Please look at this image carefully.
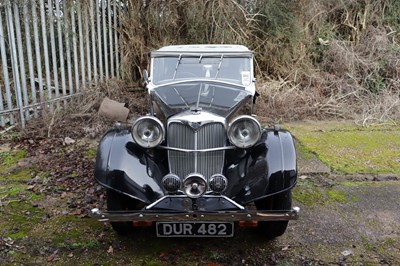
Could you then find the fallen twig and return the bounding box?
[0,124,17,135]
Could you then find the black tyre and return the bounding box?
[106,190,145,235]
[255,190,292,239]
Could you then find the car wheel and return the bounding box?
[106,190,144,235]
[255,190,292,239]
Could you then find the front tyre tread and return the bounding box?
[106,190,143,235]
[255,190,292,239]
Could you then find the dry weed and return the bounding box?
[115,0,400,123]
[355,89,400,126]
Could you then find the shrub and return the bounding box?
[119,0,400,122]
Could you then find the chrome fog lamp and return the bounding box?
[162,174,181,192]
[183,174,207,198]
[227,115,261,148]
[209,174,228,193]
[131,116,165,148]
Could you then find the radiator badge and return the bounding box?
[189,122,201,131]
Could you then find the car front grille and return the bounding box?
[168,122,225,179]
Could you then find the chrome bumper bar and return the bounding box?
[91,207,300,222]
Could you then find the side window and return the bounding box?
[218,58,251,83]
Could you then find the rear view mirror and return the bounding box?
[143,69,149,83]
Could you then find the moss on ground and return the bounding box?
[285,121,400,174]
[0,179,45,240]
[0,167,36,183]
[326,189,348,204]
[0,149,27,172]
[340,181,400,187]
[0,185,45,240]
[293,179,359,206]
[84,147,97,158]
[292,185,323,206]
[294,140,315,160]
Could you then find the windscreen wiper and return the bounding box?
[214,55,224,79]
[172,54,182,80]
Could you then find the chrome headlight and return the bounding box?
[209,174,228,193]
[162,174,181,192]
[131,116,165,148]
[227,115,261,148]
[183,174,207,198]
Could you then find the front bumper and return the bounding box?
[91,207,300,222]
[91,195,300,222]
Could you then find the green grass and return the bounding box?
[285,121,400,174]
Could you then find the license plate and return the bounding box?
[156,222,234,237]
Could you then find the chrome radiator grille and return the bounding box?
[168,122,225,179]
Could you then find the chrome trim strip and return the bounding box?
[159,145,236,153]
[144,195,245,210]
[167,111,227,127]
[216,195,245,210]
[194,130,198,172]
[145,195,169,210]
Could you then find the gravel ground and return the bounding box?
[0,117,399,265]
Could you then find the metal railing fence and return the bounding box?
[0,0,121,129]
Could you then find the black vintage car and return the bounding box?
[92,45,299,238]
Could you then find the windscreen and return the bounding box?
[152,55,252,86]
[152,81,252,117]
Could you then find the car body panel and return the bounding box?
[95,127,296,205]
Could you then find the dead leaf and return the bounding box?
[107,245,114,255]
[47,250,59,262]
[341,250,353,256]
[64,137,76,145]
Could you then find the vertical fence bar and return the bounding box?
[32,0,44,104]
[23,1,38,118]
[48,0,60,108]
[108,0,113,78]
[102,0,108,79]
[64,3,73,96]
[77,1,84,92]
[0,5,14,124]
[72,3,79,93]
[0,84,5,127]
[40,0,53,112]
[1,0,123,129]
[114,0,119,79]
[6,1,25,128]
[90,0,98,85]
[97,0,103,81]
[55,0,66,107]
[84,6,92,88]
[13,2,30,120]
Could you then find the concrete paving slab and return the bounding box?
[296,146,331,174]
